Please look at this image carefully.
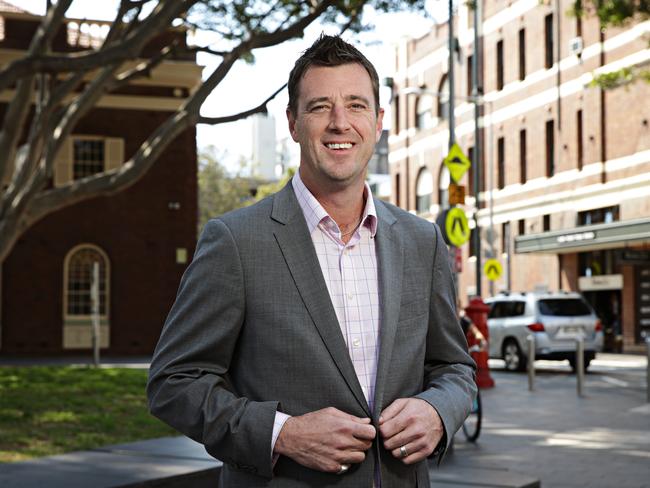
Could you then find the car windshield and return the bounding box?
[538,299,592,316]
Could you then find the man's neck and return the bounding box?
[298,170,366,227]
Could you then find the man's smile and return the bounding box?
[324,142,355,150]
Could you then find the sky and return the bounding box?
[13,0,447,173]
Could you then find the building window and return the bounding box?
[467,54,474,98]
[416,167,433,214]
[518,29,526,80]
[469,228,477,258]
[578,250,618,277]
[393,93,400,134]
[545,14,554,69]
[395,172,401,208]
[63,244,111,349]
[519,129,527,184]
[546,119,555,177]
[73,139,105,179]
[438,165,450,207]
[416,93,435,130]
[518,219,525,236]
[543,214,551,231]
[467,146,475,196]
[65,246,108,316]
[578,206,619,226]
[437,74,450,121]
[577,109,584,170]
[54,136,124,187]
[502,222,510,254]
[497,137,505,189]
[496,40,504,90]
[576,3,583,37]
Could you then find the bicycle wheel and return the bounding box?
[462,390,482,442]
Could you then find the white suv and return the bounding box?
[485,292,604,372]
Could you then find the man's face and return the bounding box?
[287,63,384,192]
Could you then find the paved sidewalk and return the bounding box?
[450,354,650,488]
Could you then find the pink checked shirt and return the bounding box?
[272,171,381,451]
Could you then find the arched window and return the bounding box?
[63,244,110,349]
[416,94,434,130]
[438,165,451,208]
[416,167,433,214]
[437,74,450,121]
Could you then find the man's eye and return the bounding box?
[310,105,329,112]
[350,103,367,111]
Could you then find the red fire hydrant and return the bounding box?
[465,297,495,389]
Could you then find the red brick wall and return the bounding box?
[1,107,197,355]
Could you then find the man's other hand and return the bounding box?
[378,398,443,464]
[274,407,376,473]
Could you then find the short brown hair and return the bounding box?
[287,34,380,116]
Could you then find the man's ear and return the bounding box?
[375,108,385,140]
[287,108,299,142]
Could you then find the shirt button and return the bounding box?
[352,338,361,347]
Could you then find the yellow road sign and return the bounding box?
[484,259,502,281]
[443,143,471,183]
[445,207,470,247]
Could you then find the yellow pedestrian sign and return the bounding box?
[484,259,502,281]
[445,207,470,247]
[443,143,471,183]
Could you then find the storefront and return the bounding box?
[514,218,650,352]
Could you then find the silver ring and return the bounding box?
[337,463,350,475]
[399,445,408,458]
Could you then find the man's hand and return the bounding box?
[274,407,376,473]
[378,398,444,464]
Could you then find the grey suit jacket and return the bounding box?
[147,182,476,487]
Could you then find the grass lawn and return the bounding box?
[0,366,178,463]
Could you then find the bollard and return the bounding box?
[576,335,585,397]
[646,337,650,403]
[527,335,535,391]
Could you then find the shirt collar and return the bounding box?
[292,171,378,238]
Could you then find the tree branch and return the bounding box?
[111,41,178,88]
[6,63,121,229]
[0,0,73,193]
[186,45,228,57]
[183,0,336,117]
[249,0,336,50]
[198,83,287,125]
[23,109,194,235]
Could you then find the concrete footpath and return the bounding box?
[0,353,647,487]
[458,354,650,488]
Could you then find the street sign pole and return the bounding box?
[448,0,458,297]
[472,0,483,297]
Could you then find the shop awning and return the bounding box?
[514,218,650,254]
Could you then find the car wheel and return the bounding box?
[503,339,526,372]
[569,355,592,372]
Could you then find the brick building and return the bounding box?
[0,4,202,355]
[389,0,650,351]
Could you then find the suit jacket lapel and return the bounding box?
[271,183,370,415]
[372,200,404,417]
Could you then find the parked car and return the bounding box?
[485,292,604,372]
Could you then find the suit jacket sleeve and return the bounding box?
[414,223,477,457]
[147,218,278,479]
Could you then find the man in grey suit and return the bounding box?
[147,35,476,487]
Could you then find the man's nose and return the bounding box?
[328,105,351,131]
